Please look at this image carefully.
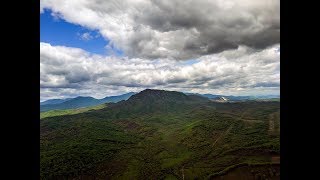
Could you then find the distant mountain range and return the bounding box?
[40,90,279,112]
[40,92,136,112]
[40,98,72,105]
[185,93,279,101]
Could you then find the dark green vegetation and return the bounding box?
[40,89,280,179]
[40,92,135,112]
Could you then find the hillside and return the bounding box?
[40,92,135,112]
[40,104,107,119]
[40,89,280,179]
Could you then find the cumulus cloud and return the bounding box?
[40,42,279,101]
[78,32,93,41]
[40,0,279,60]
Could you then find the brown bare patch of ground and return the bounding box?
[211,164,280,180]
[271,156,280,164]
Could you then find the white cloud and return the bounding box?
[40,42,279,101]
[40,0,279,60]
[78,32,93,41]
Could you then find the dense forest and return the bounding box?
[40,89,280,179]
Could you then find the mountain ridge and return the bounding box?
[41,90,279,112]
[40,92,135,112]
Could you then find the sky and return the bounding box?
[40,0,280,102]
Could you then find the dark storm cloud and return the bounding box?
[40,0,280,100]
[41,0,280,60]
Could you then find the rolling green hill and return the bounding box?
[40,89,280,179]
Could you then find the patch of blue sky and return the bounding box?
[40,9,124,56]
[181,59,200,66]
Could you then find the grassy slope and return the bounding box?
[40,100,280,179]
[40,104,107,119]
